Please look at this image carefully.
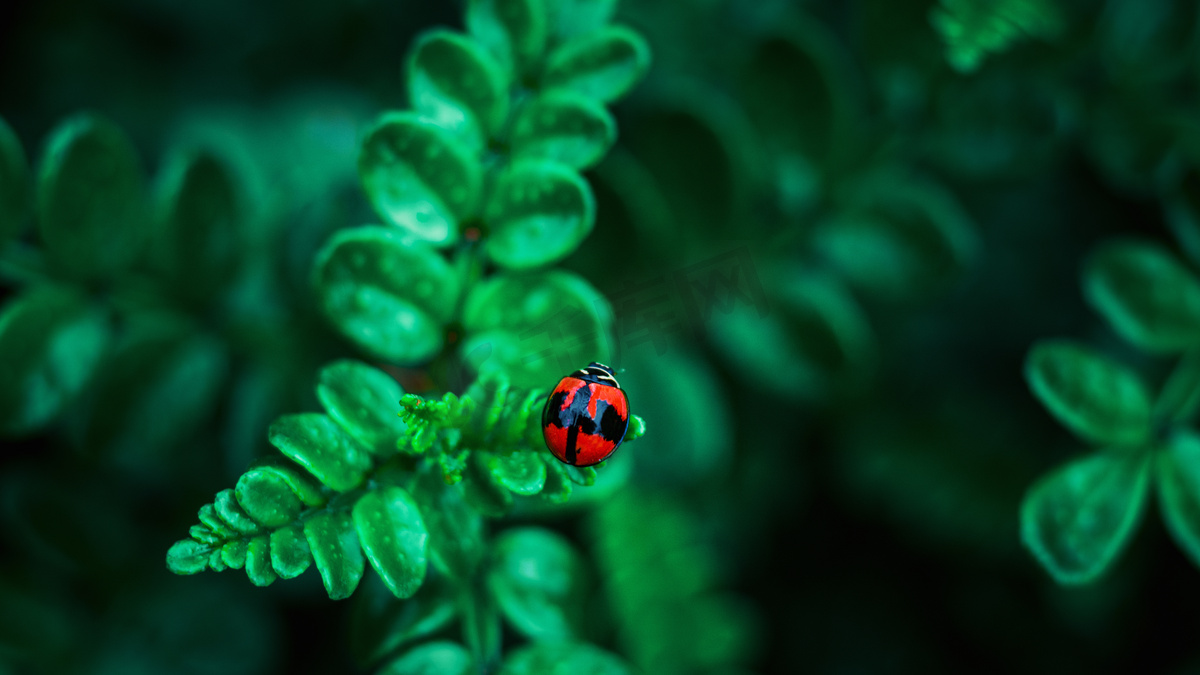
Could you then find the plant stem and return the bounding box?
[461,570,501,674]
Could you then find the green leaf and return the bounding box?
[222,540,249,569]
[511,92,616,169]
[190,524,220,546]
[617,345,727,483]
[411,466,485,579]
[313,226,460,364]
[1024,340,1153,446]
[269,522,312,579]
[215,489,260,535]
[166,539,211,575]
[460,270,612,390]
[1157,431,1200,569]
[381,641,474,675]
[483,160,595,270]
[540,457,573,503]
[82,318,227,469]
[814,175,979,299]
[565,464,597,486]
[354,487,429,599]
[466,0,548,77]
[545,0,616,39]
[542,27,651,104]
[36,113,147,279]
[739,26,851,174]
[1020,451,1151,584]
[486,451,547,495]
[317,360,408,455]
[487,527,584,640]
[351,574,458,667]
[408,30,509,146]
[304,509,366,600]
[707,269,874,402]
[358,112,482,245]
[463,451,516,517]
[246,534,277,586]
[199,504,236,540]
[499,641,632,675]
[153,150,241,304]
[1083,239,1200,352]
[0,116,30,245]
[931,0,1063,73]
[0,284,109,435]
[235,467,308,528]
[268,413,372,492]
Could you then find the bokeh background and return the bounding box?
[4,0,1200,673]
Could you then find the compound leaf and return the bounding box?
[317,360,408,455]
[359,112,482,245]
[484,160,595,270]
[268,413,373,492]
[487,527,585,640]
[1020,451,1151,584]
[1083,239,1200,353]
[511,92,616,170]
[1024,339,1152,446]
[0,284,108,435]
[408,30,509,146]
[36,113,147,280]
[313,226,460,364]
[354,487,429,599]
[542,27,650,104]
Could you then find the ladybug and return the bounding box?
[542,362,630,467]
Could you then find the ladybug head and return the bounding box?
[573,362,621,388]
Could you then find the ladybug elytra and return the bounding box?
[542,362,630,467]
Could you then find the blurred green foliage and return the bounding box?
[6,0,1200,672]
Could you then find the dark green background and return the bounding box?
[4,0,1200,673]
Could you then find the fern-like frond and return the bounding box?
[167,361,646,598]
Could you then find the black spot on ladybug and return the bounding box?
[544,389,569,428]
[598,403,626,442]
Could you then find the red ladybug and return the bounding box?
[542,362,630,467]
